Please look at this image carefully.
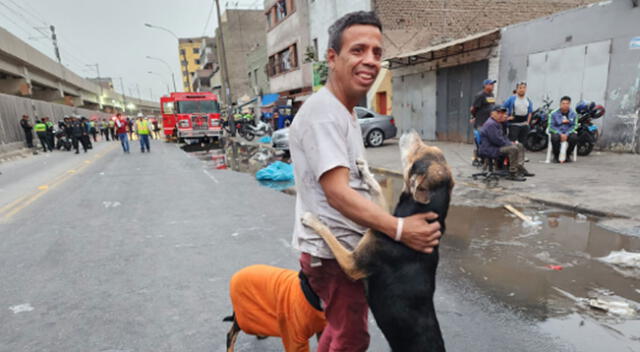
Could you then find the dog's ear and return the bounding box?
[399,130,422,169]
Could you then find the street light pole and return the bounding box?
[119,77,128,113]
[148,71,171,95]
[145,55,178,92]
[86,63,103,109]
[144,23,191,92]
[214,0,235,136]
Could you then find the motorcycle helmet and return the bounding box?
[592,104,605,119]
[576,101,592,114]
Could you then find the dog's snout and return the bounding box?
[411,160,428,174]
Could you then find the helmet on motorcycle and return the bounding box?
[592,105,605,119]
[576,101,591,114]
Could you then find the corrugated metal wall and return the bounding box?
[0,93,112,147]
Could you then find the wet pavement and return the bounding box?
[198,137,640,351]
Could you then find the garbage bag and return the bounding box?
[259,136,272,144]
[256,161,294,181]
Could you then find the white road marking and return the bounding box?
[9,303,34,314]
[102,201,121,208]
[203,169,219,184]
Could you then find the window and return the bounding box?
[180,49,186,55]
[195,59,200,65]
[266,0,295,29]
[176,100,220,114]
[276,0,287,21]
[181,60,188,66]
[193,47,199,54]
[162,102,175,114]
[267,44,298,77]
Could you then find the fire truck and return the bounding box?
[160,92,223,144]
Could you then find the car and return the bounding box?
[355,106,397,147]
[272,107,397,151]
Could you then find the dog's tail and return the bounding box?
[222,312,235,322]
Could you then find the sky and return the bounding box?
[0,0,263,102]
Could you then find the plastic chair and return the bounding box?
[545,127,577,163]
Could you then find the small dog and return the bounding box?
[302,131,454,352]
[224,264,326,352]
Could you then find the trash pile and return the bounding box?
[256,161,294,182]
[598,250,640,278]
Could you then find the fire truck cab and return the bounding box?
[160,92,222,144]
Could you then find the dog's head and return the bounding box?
[399,131,454,214]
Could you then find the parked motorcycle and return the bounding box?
[524,98,553,152]
[575,101,605,156]
[241,119,272,142]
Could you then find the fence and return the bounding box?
[0,93,113,152]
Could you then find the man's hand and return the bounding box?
[560,134,568,142]
[469,118,476,125]
[508,115,515,121]
[401,212,442,253]
[562,119,569,124]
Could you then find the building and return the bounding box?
[246,43,270,99]
[383,0,603,142]
[215,9,265,107]
[191,37,219,93]
[178,37,207,92]
[265,0,312,108]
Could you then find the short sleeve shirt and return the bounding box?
[472,90,496,128]
[289,87,370,259]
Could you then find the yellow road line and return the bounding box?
[0,144,117,222]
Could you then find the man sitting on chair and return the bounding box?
[549,96,578,163]
[479,106,534,181]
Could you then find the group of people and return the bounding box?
[19,113,159,155]
[471,79,580,181]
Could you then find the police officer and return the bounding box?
[19,115,34,148]
[34,119,51,152]
[43,117,56,151]
[70,116,89,154]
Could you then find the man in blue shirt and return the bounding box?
[479,106,534,181]
[548,96,578,163]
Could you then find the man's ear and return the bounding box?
[327,48,337,71]
[399,130,421,169]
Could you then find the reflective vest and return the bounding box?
[34,123,47,132]
[108,120,115,128]
[136,120,150,135]
[89,121,95,128]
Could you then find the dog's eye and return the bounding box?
[417,186,428,192]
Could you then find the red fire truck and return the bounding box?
[160,92,223,144]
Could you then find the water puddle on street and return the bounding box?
[193,139,640,349]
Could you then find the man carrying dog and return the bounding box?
[289,11,442,352]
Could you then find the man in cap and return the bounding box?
[470,79,497,129]
[19,114,34,148]
[479,105,534,181]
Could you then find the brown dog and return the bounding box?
[225,264,326,352]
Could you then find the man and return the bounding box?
[470,79,497,129]
[89,119,98,142]
[135,113,151,153]
[549,96,578,163]
[70,116,89,154]
[108,117,116,141]
[289,12,441,352]
[115,113,130,153]
[19,115,34,148]
[43,117,56,151]
[479,106,534,181]
[127,117,135,140]
[100,118,109,141]
[33,119,51,152]
[503,81,533,144]
[80,117,93,150]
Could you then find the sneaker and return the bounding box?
[552,158,560,164]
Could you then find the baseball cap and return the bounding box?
[493,105,507,112]
[483,79,497,86]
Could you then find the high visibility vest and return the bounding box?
[136,120,150,135]
[108,121,115,127]
[34,123,47,132]
[90,121,95,128]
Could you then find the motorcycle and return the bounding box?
[575,101,605,156]
[241,119,272,142]
[55,129,72,151]
[525,98,553,152]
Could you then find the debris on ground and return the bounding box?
[256,161,294,181]
[504,204,534,225]
[546,265,564,271]
[597,250,640,278]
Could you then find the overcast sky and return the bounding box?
[0,0,263,102]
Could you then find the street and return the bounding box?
[1,140,638,352]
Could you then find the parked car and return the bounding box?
[272,107,397,151]
[355,106,397,147]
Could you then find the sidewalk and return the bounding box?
[367,138,640,236]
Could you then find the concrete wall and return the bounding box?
[217,9,266,104]
[308,0,371,60]
[0,92,113,153]
[498,1,640,152]
[246,43,270,96]
[266,0,312,94]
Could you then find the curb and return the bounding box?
[0,148,36,164]
[370,165,629,220]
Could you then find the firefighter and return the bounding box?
[135,113,151,153]
[34,119,51,152]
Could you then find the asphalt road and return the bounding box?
[0,140,633,351]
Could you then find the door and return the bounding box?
[376,91,387,115]
[436,60,488,142]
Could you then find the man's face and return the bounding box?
[484,83,494,93]
[327,24,382,97]
[560,99,571,112]
[494,110,507,122]
[516,84,526,96]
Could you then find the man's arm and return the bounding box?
[319,167,441,253]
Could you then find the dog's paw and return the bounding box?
[301,212,321,228]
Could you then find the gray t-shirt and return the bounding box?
[289,87,370,259]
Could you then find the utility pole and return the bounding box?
[214,0,235,136]
[119,77,128,113]
[86,63,103,109]
[49,25,62,64]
